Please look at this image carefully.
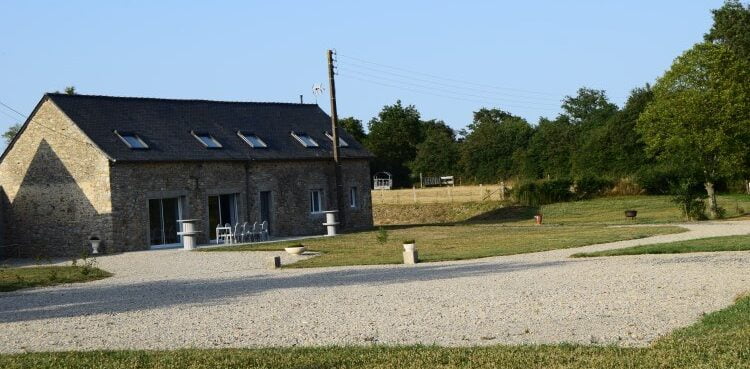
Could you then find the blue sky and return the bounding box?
[0,1,723,150]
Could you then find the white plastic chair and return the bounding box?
[260,221,269,241]
[239,222,248,242]
[249,222,259,242]
[231,223,240,244]
[217,223,229,244]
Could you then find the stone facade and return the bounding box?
[109,159,372,251]
[0,100,114,257]
[0,100,373,256]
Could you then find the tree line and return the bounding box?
[343,1,750,218]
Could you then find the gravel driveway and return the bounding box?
[1,221,749,353]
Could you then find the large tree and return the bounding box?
[409,120,459,177]
[461,108,533,183]
[366,101,424,187]
[338,117,367,144]
[637,42,750,217]
[573,85,653,178]
[705,0,750,59]
[560,87,618,127]
[523,116,575,179]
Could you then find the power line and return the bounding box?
[0,98,99,149]
[338,67,561,108]
[0,100,27,118]
[340,58,565,103]
[338,73,559,112]
[338,53,566,98]
[338,53,628,101]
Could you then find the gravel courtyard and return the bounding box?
[1,221,749,353]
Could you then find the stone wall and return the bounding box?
[0,98,373,256]
[0,99,114,257]
[109,161,248,251]
[110,158,373,250]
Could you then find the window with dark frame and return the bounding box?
[310,189,323,213]
[192,132,223,148]
[325,131,349,147]
[237,131,268,148]
[114,131,149,149]
[292,132,319,148]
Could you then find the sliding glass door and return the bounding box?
[208,194,238,239]
[149,197,182,246]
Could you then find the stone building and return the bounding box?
[0,93,373,256]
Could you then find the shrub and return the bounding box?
[670,180,707,220]
[636,167,682,195]
[575,176,615,199]
[610,177,642,196]
[376,227,389,244]
[513,179,572,206]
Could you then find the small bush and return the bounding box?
[514,179,572,206]
[610,177,642,196]
[636,167,682,195]
[670,180,707,220]
[575,176,614,199]
[376,227,389,244]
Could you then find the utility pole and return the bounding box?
[328,49,345,227]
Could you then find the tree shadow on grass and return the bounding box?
[0,259,573,323]
[374,206,541,230]
[462,205,539,224]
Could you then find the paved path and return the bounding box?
[1,221,749,353]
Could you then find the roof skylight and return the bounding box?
[191,132,223,148]
[237,131,268,148]
[291,132,319,148]
[325,131,349,147]
[114,130,149,149]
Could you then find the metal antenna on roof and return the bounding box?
[312,83,325,104]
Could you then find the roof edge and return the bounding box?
[45,92,320,107]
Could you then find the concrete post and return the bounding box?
[176,219,201,250]
[403,250,418,265]
[322,210,339,236]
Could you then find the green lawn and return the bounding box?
[0,265,111,292]
[203,224,684,268]
[572,234,750,258]
[2,293,749,368]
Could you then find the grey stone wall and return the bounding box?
[109,161,248,251]
[0,99,114,257]
[110,158,373,250]
[0,98,373,256]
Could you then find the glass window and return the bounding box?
[349,187,358,208]
[238,132,268,148]
[310,189,323,213]
[115,131,148,149]
[292,132,319,148]
[193,132,222,148]
[325,131,349,147]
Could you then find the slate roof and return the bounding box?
[45,93,372,162]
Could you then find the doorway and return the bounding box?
[149,197,182,246]
[260,191,271,235]
[209,194,238,239]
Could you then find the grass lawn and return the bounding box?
[203,224,684,268]
[0,266,111,292]
[572,234,750,258]
[2,293,748,368]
